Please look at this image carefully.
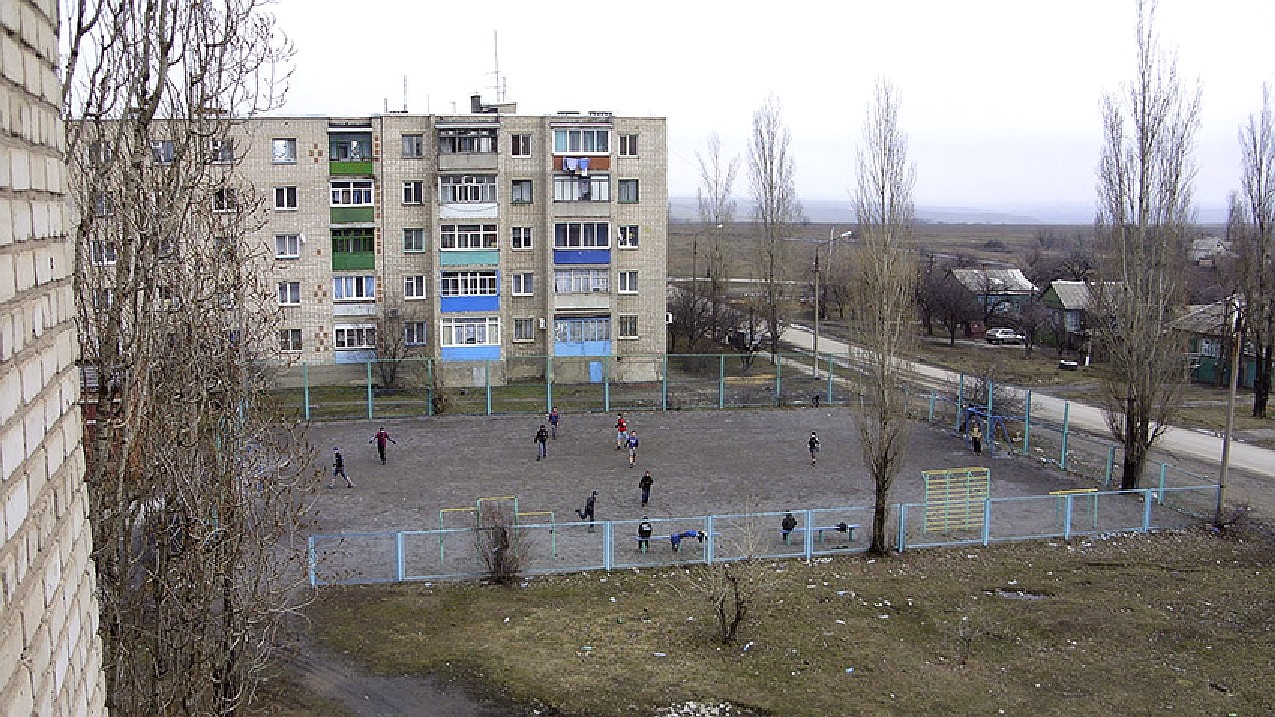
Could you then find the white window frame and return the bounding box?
[511,179,533,204]
[511,273,534,296]
[334,325,376,349]
[151,139,175,165]
[402,180,424,204]
[89,240,118,266]
[403,228,426,253]
[511,133,531,157]
[210,138,234,163]
[554,268,610,294]
[440,271,498,297]
[511,226,533,251]
[402,133,425,158]
[441,317,501,346]
[618,225,639,248]
[513,317,536,342]
[274,185,298,210]
[280,328,303,352]
[330,180,374,206]
[438,128,497,154]
[404,275,427,300]
[553,174,610,202]
[554,222,610,248]
[441,224,498,250]
[553,317,611,342]
[275,234,300,259]
[212,188,237,213]
[278,281,301,306]
[333,275,376,301]
[272,138,298,164]
[617,179,639,203]
[618,270,638,294]
[552,128,610,154]
[618,133,638,157]
[617,314,639,339]
[404,321,428,346]
[438,174,497,203]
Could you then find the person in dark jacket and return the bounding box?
[670,529,706,552]
[808,431,821,465]
[638,470,654,506]
[781,511,798,542]
[637,517,653,552]
[369,427,397,465]
[534,424,549,460]
[575,491,598,532]
[329,447,355,488]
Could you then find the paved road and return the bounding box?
[782,326,1274,511]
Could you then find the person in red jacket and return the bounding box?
[370,427,397,465]
[614,414,628,450]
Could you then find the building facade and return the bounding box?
[235,102,667,383]
[1,1,107,715]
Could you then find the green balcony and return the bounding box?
[330,206,374,224]
[330,160,374,176]
[332,251,374,271]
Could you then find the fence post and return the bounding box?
[1062,496,1073,541]
[545,355,553,414]
[718,354,726,409]
[705,515,715,564]
[1104,445,1116,488]
[982,500,992,546]
[774,354,783,406]
[303,362,311,421]
[803,509,815,561]
[986,378,994,419]
[826,356,834,406]
[1142,489,1154,532]
[928,393,935,423]
[661,354,668,411]
[307,535,317,587]
[1022,390,1031,456]
[1157,463,1167,505]
[604,359,611,412]
[395,532,404,582]
[896,504,907,553]
[426,358,435,417]
[954,374,964,431]
[603,521,613,572]
[484,359,492,415]
[1059,401,1070,470]
[366,360,374,420]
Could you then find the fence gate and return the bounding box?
[922,467,991,533]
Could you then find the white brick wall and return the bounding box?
[0,2,106,716]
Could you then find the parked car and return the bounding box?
[985,327,1026,345]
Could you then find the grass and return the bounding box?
[302,528,1273,717]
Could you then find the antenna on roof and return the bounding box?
[489,30,507,103]
[402,75,408,113]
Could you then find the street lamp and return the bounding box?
[812,229,852,379]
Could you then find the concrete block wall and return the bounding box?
[0,2,107,716]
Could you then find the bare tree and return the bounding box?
[1229,85,1275,418]
[1092,0,1198,490]
[850,80,919,556]
[920,259,980,345]
[696,135,740,344]
[747,94,803,359]
[64,3,309,715]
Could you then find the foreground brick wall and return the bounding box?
[0,1,107,716]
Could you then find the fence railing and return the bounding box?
[307,486,1216,586]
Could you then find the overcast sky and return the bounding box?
[271,0,1274,216]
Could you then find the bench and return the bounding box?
[635,531,716,553]
[783,523,860,545]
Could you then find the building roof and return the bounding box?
[950,268,1037,295]
[1188,237,1232,262]
[1173,302,1231,336]
[1043,280,1090,310]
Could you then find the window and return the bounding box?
[329,135,369,161]
[554,222,610,248]
[439,175,497,203]
[511,226,533,250]
[334,325,376,349]
[93,192,114,217]
[514,318,536,341]
[403,228,425,253]
[274,186,298,210]
[404,275,427,299]
[441,317,501,346]
[553,175,610,201]
[404,322,428,346]
[440,224,498,249]
[150,140,175,165]
[511,133,531,157]
[330,180,373,206]
[440,271,498,297]
[88,141,113,166]
[212,188,237,213]
[618,314,639,339]
[275,234,300,259]
[553,128,609,154]
[332,229,374,253]
[438,128,496,154]
[511,179,532,204]
[272,138,297,164]
[618,179,639,203]
[402,180,424,204]
[512,273,534,296]
[210,138,234,163]
[92,288,114,310]
[89,240,118,266]
[333,275,376,301]
[554,268,609,294]
[618,225,639,248]
[278,281,301,306]
[280,328,303,352]
[402,133,425,158]
[618,134,638,157]
[618,271,638,294]
[554,317,610,342]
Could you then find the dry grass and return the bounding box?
[305,529,1273,717]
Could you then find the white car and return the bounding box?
[985,327,1026,345]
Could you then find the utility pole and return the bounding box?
[1216,297,1242,525]
[813,246,821,378]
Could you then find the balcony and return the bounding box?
[439,153,498,171]
[554,292,611,311]
[332,251,374,271]
[330,206,374,224]
[330,160,374,176]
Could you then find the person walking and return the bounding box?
[626,430,640,466]
[329,447,355,488]
[781,511,798,543]
[808,431,821,465]
[969,421,983,455]
[614,414,628,450]
[534,424,549,460]
[637,516,653,552]
[575,491,598,532]
[547,407,560,439]
[369,427,396,465]
[638,470,654,506]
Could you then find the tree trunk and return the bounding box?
[1253,343,1272,418]
[869,484,890,556]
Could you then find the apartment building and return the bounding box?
[236,99,667,383]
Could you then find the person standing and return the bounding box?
[638,470,654,506]
[614,413,628,450]
[575,490,598,532]
[626,430,640,466]
[637,516,653,552]
[329,447,355,488]
[369,427,396,465]
[547,407,560,439]
[808,431,821,465]
[534,424,549,461]
[969,421,983,455]
[781,511,798,543]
